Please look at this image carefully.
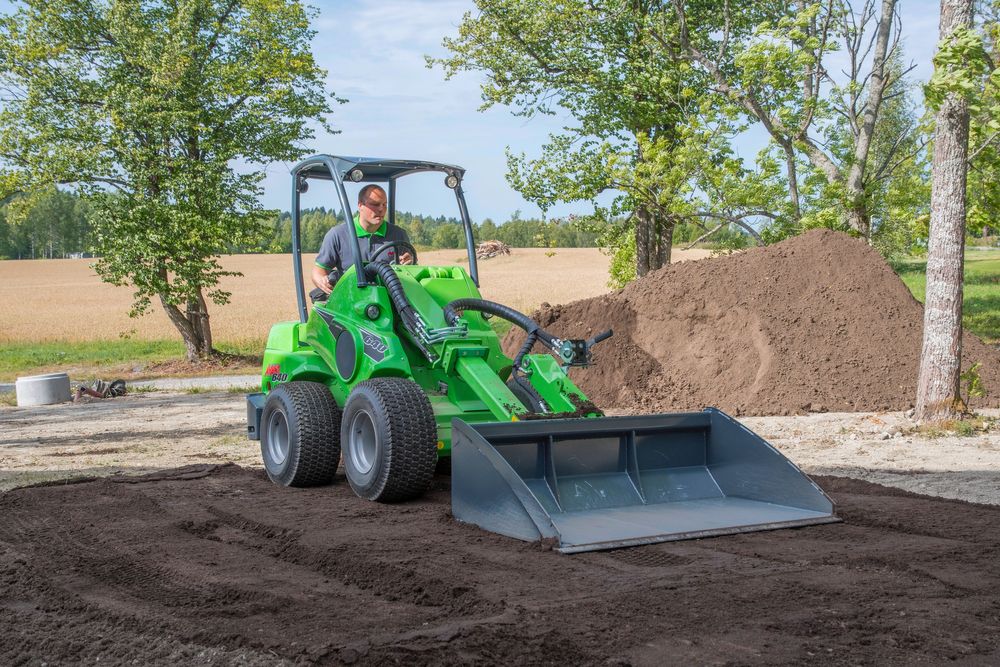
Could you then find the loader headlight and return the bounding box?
[445,174,460,189]
[349,168,364,182]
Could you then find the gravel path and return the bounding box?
[1,374,260,396]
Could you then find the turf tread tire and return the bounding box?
[342,377,438,503]
[261,381,341,487]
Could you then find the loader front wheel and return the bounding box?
[260,382,341,487]
[342,378,438,502]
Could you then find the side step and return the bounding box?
[451,409,840,553]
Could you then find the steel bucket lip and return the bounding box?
[555,515,844,554]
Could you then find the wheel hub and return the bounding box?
[348,409,378,475]
[267,411,290,465]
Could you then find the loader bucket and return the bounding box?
[451,409,839,553]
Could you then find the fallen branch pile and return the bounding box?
[476,240,511,259]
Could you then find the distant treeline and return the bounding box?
[0,188,752,259]
[255,208,604,253]
[0,189,92,259]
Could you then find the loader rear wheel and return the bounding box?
[342,378,437,502]
[260,381,341,487]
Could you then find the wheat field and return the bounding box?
[0,248,710,343]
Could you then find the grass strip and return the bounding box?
[895,250,1000,346]
[0,339,264,381]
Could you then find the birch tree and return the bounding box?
[670,0,915,240]
[916,0,981,420]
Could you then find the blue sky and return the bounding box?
[280,0,944,223]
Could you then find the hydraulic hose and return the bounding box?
[508,330,548,411]
[443,298,560,349]
[512,331,538,371]
[365,262,417,327]
[444,299,561,414]
[364,262,435,359]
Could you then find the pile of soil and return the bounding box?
[505,230,1000,415]
[1,465,998,664]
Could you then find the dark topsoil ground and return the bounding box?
[2,464,998,666]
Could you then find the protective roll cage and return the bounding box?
[289,154,480,324]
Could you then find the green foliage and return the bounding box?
[606,239,636,290]
[489,317,513,339]
[0,187,92,259]
[925,24,993,111]
[675,0,933,253]
[957,6,1000,241]
[432,223,463,249]
[953,419,977,437]
[436,0,939,281]
[0,198,607,257]
[894,250,1000,346]
[960,362,986,401]
[856,56,931,259]
[0,0,333,356]
[432,0,771,284]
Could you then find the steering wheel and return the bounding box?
[368,241,418,266]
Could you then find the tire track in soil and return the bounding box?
[0,540,293,665]
[2,467,1000,665]
[0,475,415,662]
[191,506,502,615]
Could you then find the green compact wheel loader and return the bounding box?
[246,154,839,553]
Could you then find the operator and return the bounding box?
[310,184,413,298]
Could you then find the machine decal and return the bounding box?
[359,327,387,362]
[315,308,346,336]
[265,363,288,383]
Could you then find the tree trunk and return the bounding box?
[188,289,214,356]
[783,144,801,221]
[653,215,673,269]
[635,206,674,277]
[915,0,974,422]
[845,204,871,239]
[159,289,215,362]
[635,204,652,277]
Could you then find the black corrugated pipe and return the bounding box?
[443,298,560,349]
[509,330,547,409]
[512,331,538,371]
[364,262,428,355]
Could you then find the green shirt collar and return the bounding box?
[353,213,386,238]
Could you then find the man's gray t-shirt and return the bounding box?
[315,215,411,273]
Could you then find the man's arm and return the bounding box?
[312,264,333,294]
[397,227,414,265]
[313,227,341,293]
